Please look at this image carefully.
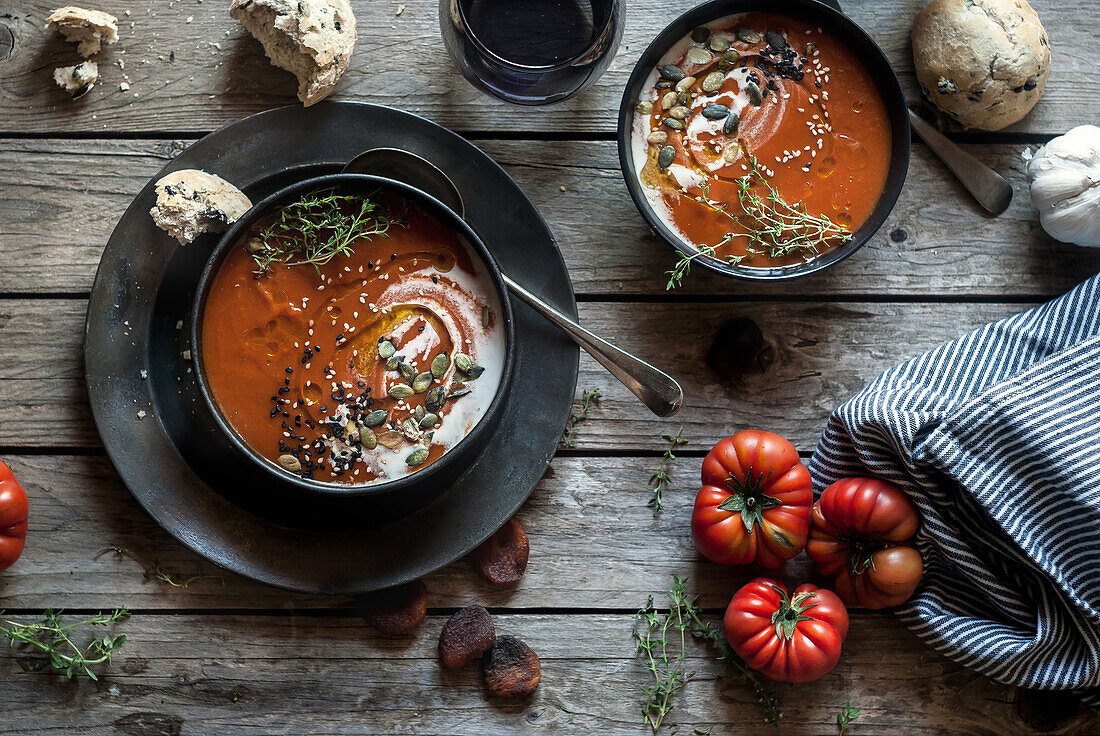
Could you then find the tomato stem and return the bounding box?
[769,585,818,640]
[716,470,782,533]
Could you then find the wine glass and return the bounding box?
[439,0,625,105]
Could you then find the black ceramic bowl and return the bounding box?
[617,0,910,281]
[190,173,515,516]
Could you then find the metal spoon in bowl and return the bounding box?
[342,148,684,418]
[908,109,1013,215]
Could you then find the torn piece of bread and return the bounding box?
[229,0,356,106]
[53,60,98,98]
[46,6,119,57]
[149,170,253,245]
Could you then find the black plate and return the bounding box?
[616,0,910,281]
[84,102,579,594]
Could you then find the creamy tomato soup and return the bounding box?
[200,187,504,486]
[632,13,892,271]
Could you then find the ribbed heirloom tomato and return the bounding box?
[0,460,29,572]
[806,477,923,609]
[723,578,849,683]
[691,431,812,568]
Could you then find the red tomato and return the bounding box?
[691,431,812,568]
[0,460,29,572]
[723,577,849,683]
[806,477,922,609]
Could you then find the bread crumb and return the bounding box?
[120,81,130,91]
[396,3,405,14]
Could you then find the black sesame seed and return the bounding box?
[285,367,293,374]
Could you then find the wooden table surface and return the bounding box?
[2,0,1099,733]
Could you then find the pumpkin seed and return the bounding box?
[378,339,396,359]
[345,420,358,437]
[805,42,817,56]
[401,418,421,441]
[397,362,416,382]
[453,353,473,373]
[386,355,402,371]
[647,130,669,145]
[636,99,653,114]
[669,105,691,120]
[676,90,691,106]
[702,103,730,119]
[661,90,677,110]
[419,413,439,429]
[675,76,696,91]
[482,306,490,328]
[277,454,301,472]
[464,364,484,380]
[406,448,429,467]
[765,30,786,51]
[425,386,446,413]
[423,431,434,443]
[415,404,425,421]
[690,26,710,43]
[745,81,763,106]
[245,237,266,255]
[723,111,740,135]
[412,371,433,393]
[701,71,726,93]
[658,145,675,169]
[686,47,712,65]
[389,383,414,400]
[723,140,742,164]
[709,36,732,52]
[658,64,684,82]
[735,28,762,44]
[363,409,388,427]
[377,430,403,449]
[655,80,671,89]
[722,50,741,65]
[448,386,471,398]
[662,118,685,131]
[361,430,377,450]
[431,352,449,378]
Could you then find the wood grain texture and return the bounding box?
[0,612,1095,736]
[0,298,1034,449]
[2,138,1097,297]
[0,0,1092,135]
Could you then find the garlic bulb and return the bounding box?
[1026,125,1100,247]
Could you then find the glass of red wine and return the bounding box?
[439,0,625,105]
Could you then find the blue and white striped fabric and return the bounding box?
[809,275,1100,702]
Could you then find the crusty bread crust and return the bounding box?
[46,6,119,57]
[230,0,357,106]
[149,170,253,245]
[912,0,1050,131]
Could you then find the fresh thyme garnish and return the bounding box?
[560,388,602,447]
[249,187,404,277]
[666,156,850,289]
[1,608,130,680]
[649,427,688,511]
[837,701,861,735]
[99,546,225,589]
[634,575,695,732]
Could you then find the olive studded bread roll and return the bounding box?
[149,170,253,245]
[52,61,98,98]
[46,6,118,57]
[911,0,1050,131]
[230,0,357,107]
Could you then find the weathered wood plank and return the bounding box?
[0,0,1092,135]
[0,299,1034,449]
[1,138,1096,297]
[0,612,1094,735]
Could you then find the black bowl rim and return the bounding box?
[190,172,517,500]
[616,0,911,281]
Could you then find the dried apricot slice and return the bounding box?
[482,635,541,698]
[474,517,529,587]
[358,580,427,636]
[438,605,495,669]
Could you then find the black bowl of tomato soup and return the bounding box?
[190,174,515,523]
[617,0,909,282]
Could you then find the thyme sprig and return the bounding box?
[100,546,225,589]
[560,388,602,447]
[251,188,404,277]
[634,575,695,732]
[666,156,850,289]
[1,609,130,680]
[837,701,861,735]
[648,427,688,511]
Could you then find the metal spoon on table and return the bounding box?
[908,109,1014,215]
[343,148,684,418]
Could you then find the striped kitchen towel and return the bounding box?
[809,274,1100,702]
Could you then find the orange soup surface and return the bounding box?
[200,189,504,486]
[633,13,892,268]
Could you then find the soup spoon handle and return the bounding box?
[500,273,684,417]
[908,109,1013,215]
